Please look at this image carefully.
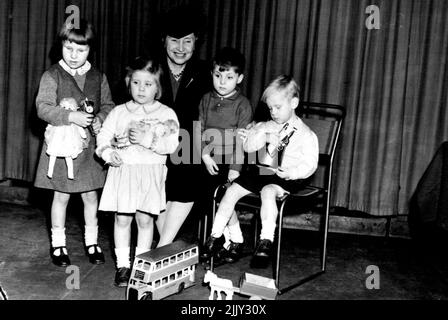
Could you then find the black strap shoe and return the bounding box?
[225,241,244,263]
[114,267,131,287]
[51,247,71,267]
[254,239,273,258]
[200,235,225,260]
[86,244,105,265]
[250,239,273,268]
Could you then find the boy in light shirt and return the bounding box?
[202,75,318,267]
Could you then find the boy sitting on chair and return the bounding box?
[202,75,319,267]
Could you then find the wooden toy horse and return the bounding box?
[203,270,238,300]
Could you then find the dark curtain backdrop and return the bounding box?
[1,0,448,217]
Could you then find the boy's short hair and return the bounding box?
[59,19,96,47]
[125,56,163,100]
[261,75,300,103]
[213,47,245,74]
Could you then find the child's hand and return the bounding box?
[266,131,280,146]
[69,111,93,127]
[202,154,219,175]
[227,169,240,182]
[245,121,257,130]
[237,128,249,141]
[129,127,145,145]
[108,151,123,167]
[238,122,257,140]
[275,167,291,180]
[91,117,101,135]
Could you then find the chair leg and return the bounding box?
[321,193,331,272]
[209,185,225,272]
[209,197,217,272]
[276,196,328,295]
[275,199,287,291]
[202,215,208,246]
[253,211,259,249]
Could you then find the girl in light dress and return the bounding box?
[96,57,179,286]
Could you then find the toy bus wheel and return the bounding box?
[140,292,152,300]
[178,282,185,293]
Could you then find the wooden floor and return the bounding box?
[0,201,447,302]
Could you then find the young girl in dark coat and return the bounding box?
[34,20,114,267]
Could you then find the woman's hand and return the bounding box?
[69,111,93,128]
[108,151,123,167]
[202,154,219,175]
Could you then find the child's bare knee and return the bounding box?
[81,191,98,204]
[260,185,278,198]
[226,184,246,200]
[136,213,153,229]
[53,192,70,204]
[115,215,132,228]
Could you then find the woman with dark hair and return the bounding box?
[155,6,212,247]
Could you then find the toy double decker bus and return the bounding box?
[126,240,199,300]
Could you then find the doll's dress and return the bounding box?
[45,123,89,179]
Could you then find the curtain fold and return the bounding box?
[1,0,448,217]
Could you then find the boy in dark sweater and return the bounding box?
[196,47,253,263]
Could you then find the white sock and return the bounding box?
[227,221,244,244]
[210,215,229,238]
[223,226,231,249]
[51,227,66,248]
[115,247,130,269]
[260,219,276,242]
[85,225,98,252]
[135,246,150,256]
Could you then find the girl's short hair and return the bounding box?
[59,19,96,47]
[261,75,300,103]
[125,56,163,100]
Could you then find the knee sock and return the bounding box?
[115,247,130,269]
[85,225,99,253]
[227,221,244,244]
[210,215,229,238]
[135,246,150,256]
[260,219,276,242]
[51,227,67,255]
[223,226,231,249]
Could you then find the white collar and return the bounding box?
[126,100,161,114]
[59,59,91,76]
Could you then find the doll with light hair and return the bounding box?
[45,97,89,179]
[135,118,179,149]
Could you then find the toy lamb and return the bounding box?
[45,97,89,179]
